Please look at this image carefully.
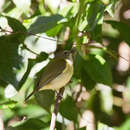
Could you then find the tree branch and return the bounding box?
[50,88,64,130]
[0,111,4,130]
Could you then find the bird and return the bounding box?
[24,50,74,101]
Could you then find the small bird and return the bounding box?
[25,50,73,101]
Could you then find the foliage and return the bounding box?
[0,0,130,129]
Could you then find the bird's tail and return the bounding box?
[24,90,35,102]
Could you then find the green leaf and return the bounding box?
[86,1,104,42]
[84,55,112,86]
[105,0,118,17]
[0,35,24,87]
[18,52,48,90]
[28,15,64,34]
[126,76,130,88]
[86,1,104,31]
[74,53,96,90]
[35,90,55,112]
[59,3,79,18]
[115,118,130,130]
[2,108,14,122]
[0,16,27,88]
[5,16,27,33]
[17,104,48,119]
[7,118,48,130]
[81,68,96,90]
[46,24,62,37]
[106,20,130,46]
[74,52,84,78]
[59,96,78,122]
[0,16,27,41]
[78,1,104,42]
[91,24,102,42]
[0,101,17,109]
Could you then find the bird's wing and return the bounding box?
[24,58,66,102]
[36,58,66,90]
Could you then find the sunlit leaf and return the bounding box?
[28,15,64,34]
[106,20,130,46]
[0,100,17,109]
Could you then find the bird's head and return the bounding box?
[55,49,75,60]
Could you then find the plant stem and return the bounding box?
[50,88,64,130]
[22,44,40,56]
[0,29,62,42]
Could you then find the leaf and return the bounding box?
[126,76,130,88]
[91,24,102,43]
[5,16,27,33]
[84,55,112,86]
[28,15,64,34]
[106,20,130,46]
[5,16,27,42]
[78,1,104,42]
[0,17,27,88]
[74,53,96,90]
[35,90,55,112]
[59,96,78,122]
[59,3,79,18]
[74,52,84,79]
[86,1,104,42]
[0,16,27,42]
[0,101,17,109]
[46,24,62,37]
[81,68,96,90]
[0,35,24,87]
[115,118,130,130]
[86,1,104,31]
[17,104,48,119]
[18,52,48,90]
[7,118,48,130]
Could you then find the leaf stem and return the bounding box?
[22,44,40,56]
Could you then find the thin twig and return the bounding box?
[0,29,63,42]
[50,88,64,130]
[22,44,40,56]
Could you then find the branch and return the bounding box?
[0,29,63,42]
[50,88,64,130]
[0,111,4,130]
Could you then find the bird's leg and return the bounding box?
[55,89,64,99]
